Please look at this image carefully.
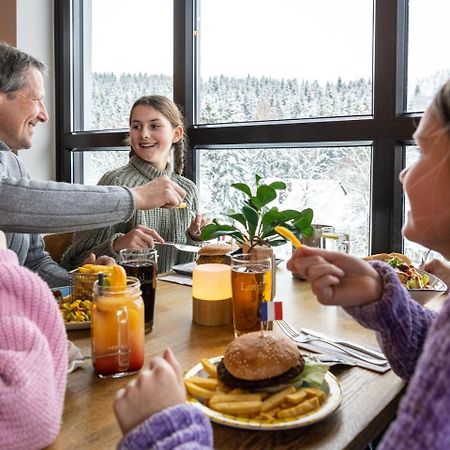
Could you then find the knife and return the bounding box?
[301,327,386,360]
[158,242,202,253]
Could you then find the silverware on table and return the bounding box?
[159,242,202,253]
[304,353,356,367]
[277,320,388,366]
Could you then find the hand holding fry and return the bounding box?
[287,245,383,307]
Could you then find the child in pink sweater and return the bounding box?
[0,242,68,449]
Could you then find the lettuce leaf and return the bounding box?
[261,361,329,392]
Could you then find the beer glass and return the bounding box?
[231,254,272,337]
[119,248,158,332]
[91,277,144,378]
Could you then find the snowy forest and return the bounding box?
[86,71,449,259]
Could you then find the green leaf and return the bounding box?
[261,207,283,236]
[269,181,286,190]
[267,238,288,247]
[228,212,247,228]
[293,208,314,231]
[255,174,262,186]
[231,183,252,198]
[256,185,277,207]
[279,209,303,221]
[199,223,238,241]
[242,204,259,238]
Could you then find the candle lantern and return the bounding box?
[192,264,233,326]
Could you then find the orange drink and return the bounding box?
[91,276,144,378]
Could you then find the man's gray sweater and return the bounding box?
[0,142,134,287]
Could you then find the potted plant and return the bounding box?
[199,174,314,251]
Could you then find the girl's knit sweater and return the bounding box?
[62,155,200,273]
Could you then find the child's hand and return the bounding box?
[113,225,164,252]
[113,348,186,435]
[287,245,383,307]
[187,213,210,240]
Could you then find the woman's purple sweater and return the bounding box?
[345,261,450,449]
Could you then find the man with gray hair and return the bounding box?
[0,41,186,287]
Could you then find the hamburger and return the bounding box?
[196,243,232,265]
[217,331,305,390]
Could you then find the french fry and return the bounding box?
[177,202,187,209]
[261,406,281,418]
[200,358,218,378]
[228,388,244,395]
[303,388,326,404]
[277,397,320,419]
[209,393,263,406]
[187,376,218,390]
[261,386,296,412]
[185,381,216,400]
[286,389,308,404]
[210,400,262,415]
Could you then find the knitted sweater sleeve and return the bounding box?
[117,404,213,450]
[0,147,135,234]
[344,261,450,450]
[24,233,71,288]
[344,261,436,379]
[60,172,133,269]
[0,249,68,450]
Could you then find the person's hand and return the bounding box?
[82,253,115,266]
[423,258,450,289]
[187,213,211,240]
[131,175,186,210]
[113,348,186,435]
[287,245,383,307]
[112,226,164,253]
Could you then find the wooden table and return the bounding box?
[50,265,407,450]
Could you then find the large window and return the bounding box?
[55,0,449,256]
[198,146,371,257]
[77,0,173,132]
[407,0,450,112]
[198,0,373,123]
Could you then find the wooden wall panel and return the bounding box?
[0,0,17,45]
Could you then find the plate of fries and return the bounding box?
[184,356,342,430]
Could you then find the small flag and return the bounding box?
[261,301,283,322]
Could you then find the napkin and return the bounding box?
[67,341,90,373]
[158,273,193,286]
[296,341,391,373]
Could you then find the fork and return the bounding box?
[278,320,388,366]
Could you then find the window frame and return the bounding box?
[55,0,417,254]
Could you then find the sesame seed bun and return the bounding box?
[223,331,301,381]
[198,244,232,256]
[196,244,232,265]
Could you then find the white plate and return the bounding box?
[184,356,342,431]
[408,269,447,304]
[65,321,91,331]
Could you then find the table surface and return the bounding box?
[49,265,414,450]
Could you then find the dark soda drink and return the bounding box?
[119,260,157,330]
